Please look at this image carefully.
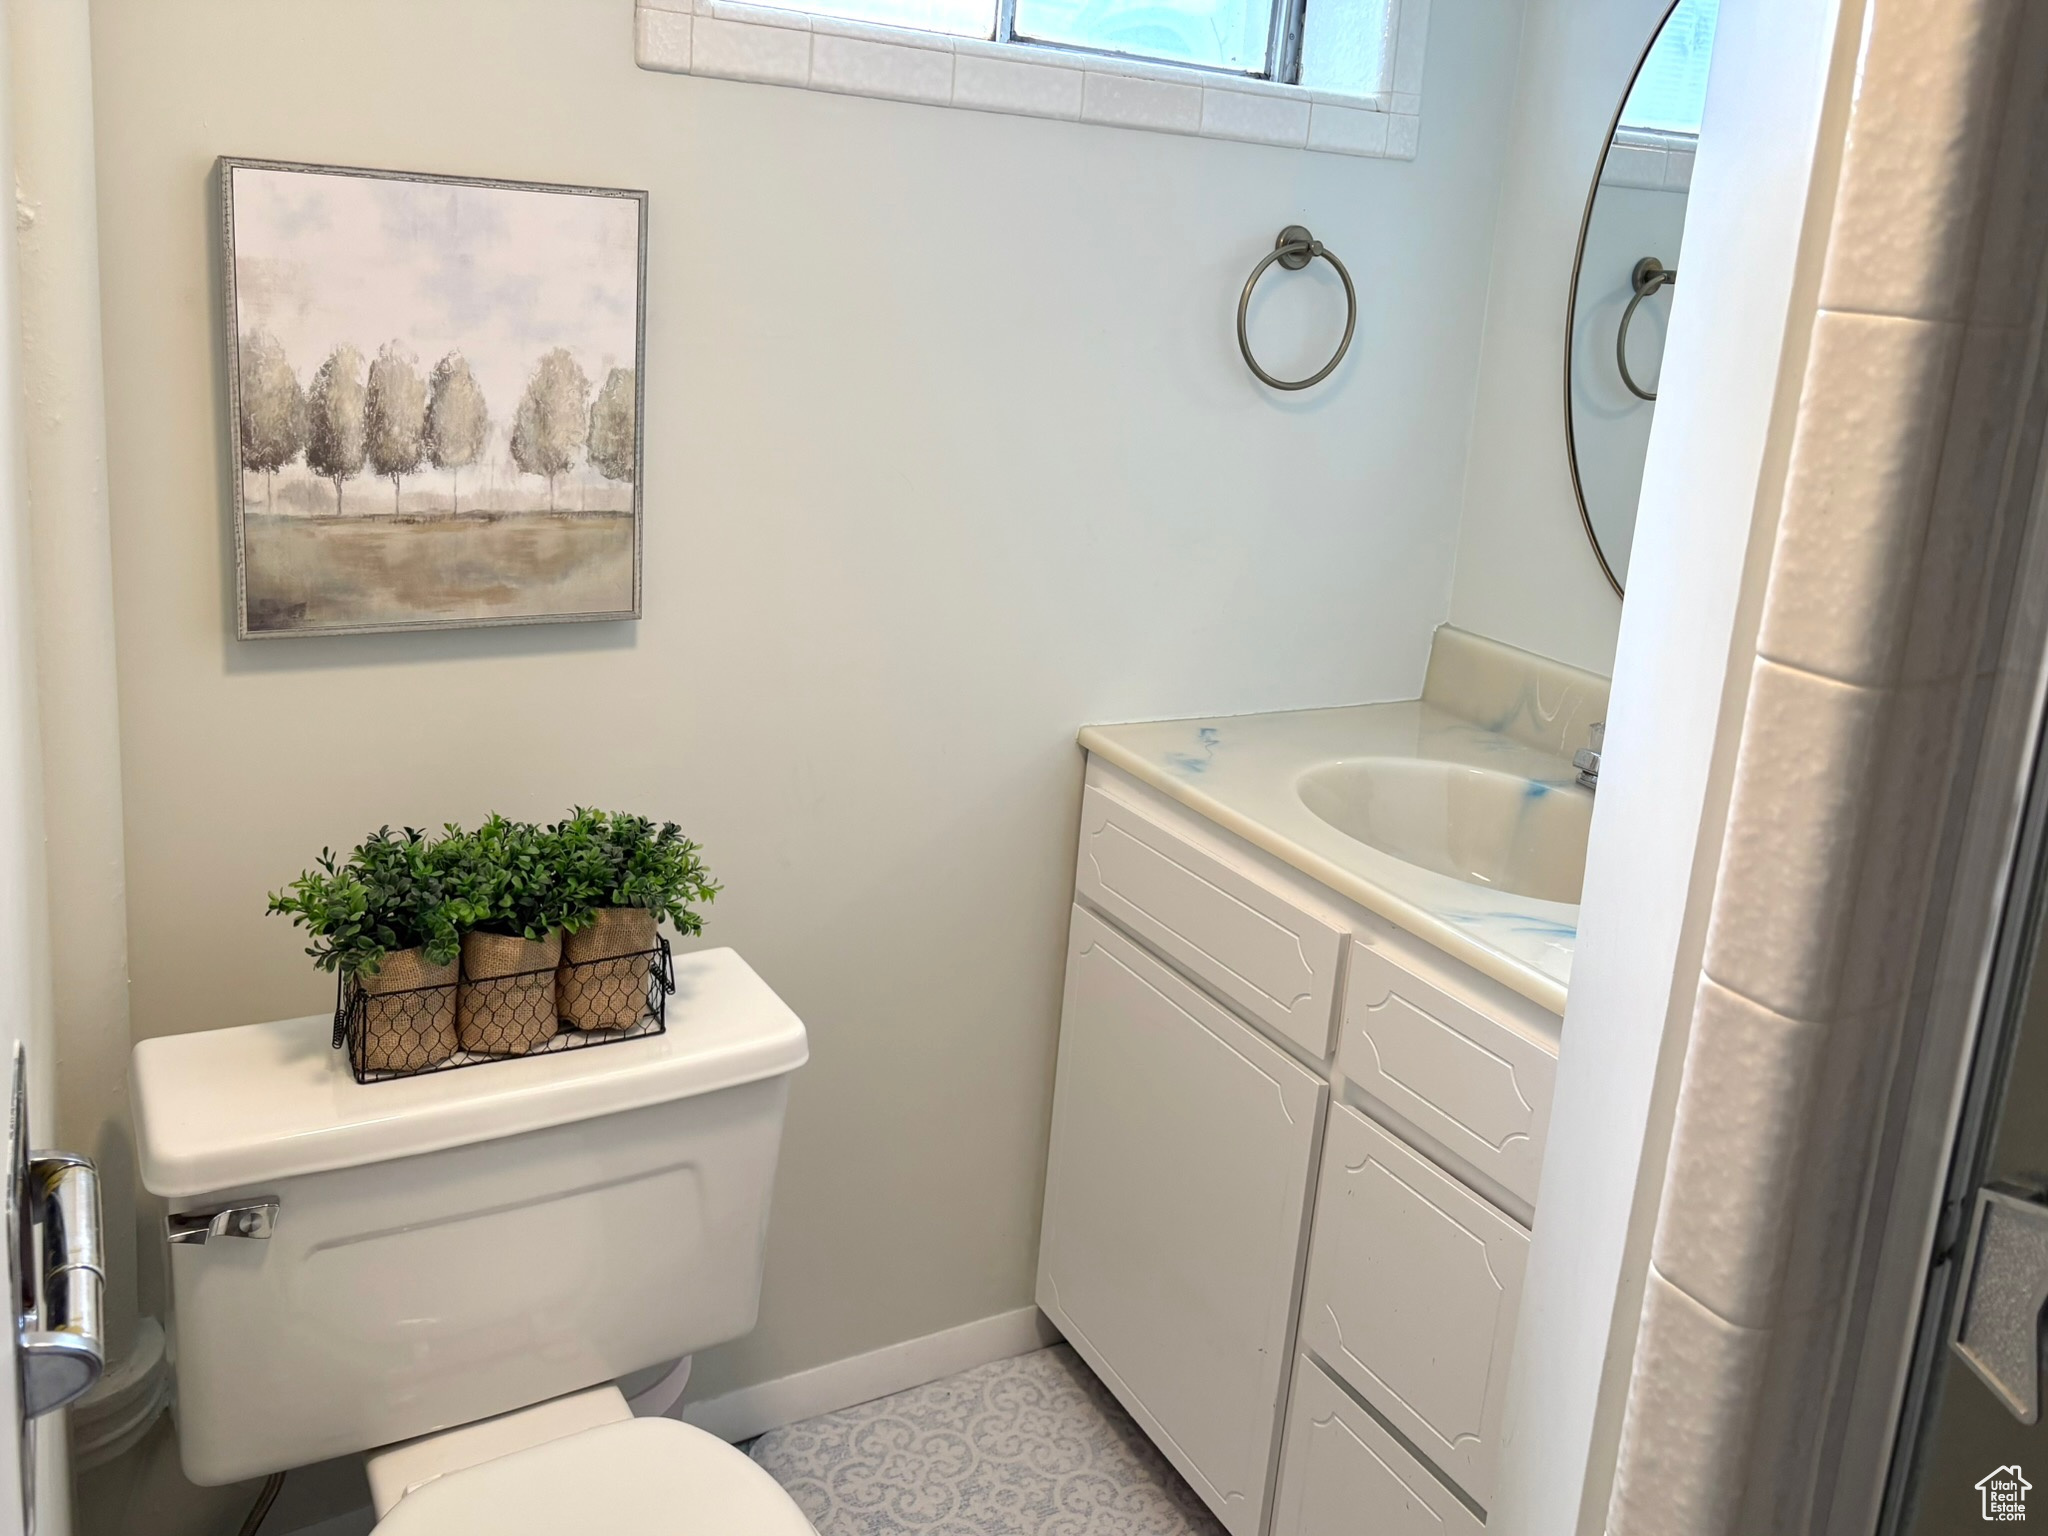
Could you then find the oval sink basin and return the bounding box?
[1296,757,1591,904]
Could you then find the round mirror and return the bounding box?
[1564,0,1722,596]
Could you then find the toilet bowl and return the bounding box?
[130,946,811,1530]
[364,1385,814,1534]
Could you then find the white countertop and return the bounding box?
[1079,700,1586,1015]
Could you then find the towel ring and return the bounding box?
[1617,256,1676,401]
[1238,225,1357,391]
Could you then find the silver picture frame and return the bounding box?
[218,156,649,639]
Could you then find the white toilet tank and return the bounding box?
[131,947,808,1487]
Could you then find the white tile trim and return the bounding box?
[1595,1,2040,1527]
[633,0,1424,159]
[812,30,956,104]
[953,50,1083,120]
[676,1304,1065,1442]
[1600,140,1696,192]
[1081,71,1202,135]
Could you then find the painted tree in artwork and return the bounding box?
[303,344,367,515]
[237,330,307,511]
[423,352,489,515]
[509,348,590,513]
[364,342,427,515]
[586,367,637,494]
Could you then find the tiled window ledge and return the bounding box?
[634,0,1424,159]
[1600,128,1695,192]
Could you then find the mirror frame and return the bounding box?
[1561,0,1682,601]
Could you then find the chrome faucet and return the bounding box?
[1574,722,1604,790]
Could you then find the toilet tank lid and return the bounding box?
[131,946,809,1199]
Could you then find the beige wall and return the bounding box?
[1447,0,1671,676]
[87,0,1521,1433]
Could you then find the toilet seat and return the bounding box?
[371,1416,817,1535]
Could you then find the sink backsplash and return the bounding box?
[1422,627,1611,761]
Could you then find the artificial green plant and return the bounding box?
[267,826,461,980]
[553,808,719,937]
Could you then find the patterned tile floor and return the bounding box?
[749,1346,1227,1536]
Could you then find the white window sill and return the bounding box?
[634,0,1424,159]
[1600,132,1695,192]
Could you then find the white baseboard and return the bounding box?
[678,1305,1064,1443]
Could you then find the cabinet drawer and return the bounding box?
[1074,784,1344,1059]
[1273,1354,1482,1536]
[1336,939,1556,1208]
[1038,905,1325,1536]
[1298,1102,1528,1507]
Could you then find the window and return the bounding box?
[1619,0,1720,138]
[634,0,1419,160]
[1012,0,1282,77]
[746,0,1368,86]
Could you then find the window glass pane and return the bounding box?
[1619,0,1719,136]
[766,0,995,37]
[1298,0,1387,95]
[1011,0,1276,75]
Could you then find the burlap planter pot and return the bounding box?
[357,947,459,1074]
[458,930,563,1054]
[559,906,658,1031]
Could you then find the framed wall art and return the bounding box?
[220,158,648,638]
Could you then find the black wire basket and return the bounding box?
[332,936,675,1084]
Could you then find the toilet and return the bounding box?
[130,946,813,1531]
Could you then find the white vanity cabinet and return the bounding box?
[1272,1354,1484,1536]
[1038,760,1563,1534]
[1336,943,1557,1213]
[1072,784,1346,1061]
[1039,904,1325,1536]
[1296,1103,1529,1506]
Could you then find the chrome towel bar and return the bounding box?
[1238,225,1356,392]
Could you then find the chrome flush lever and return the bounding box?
[166,1199,278,1246]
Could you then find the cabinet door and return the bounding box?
[1298,1101,1527,1506]
[1273,1354,1483,1536]
[1038,905,1326,1536]
[1337,940,1556,1210]
[1074,785,1345,1060]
